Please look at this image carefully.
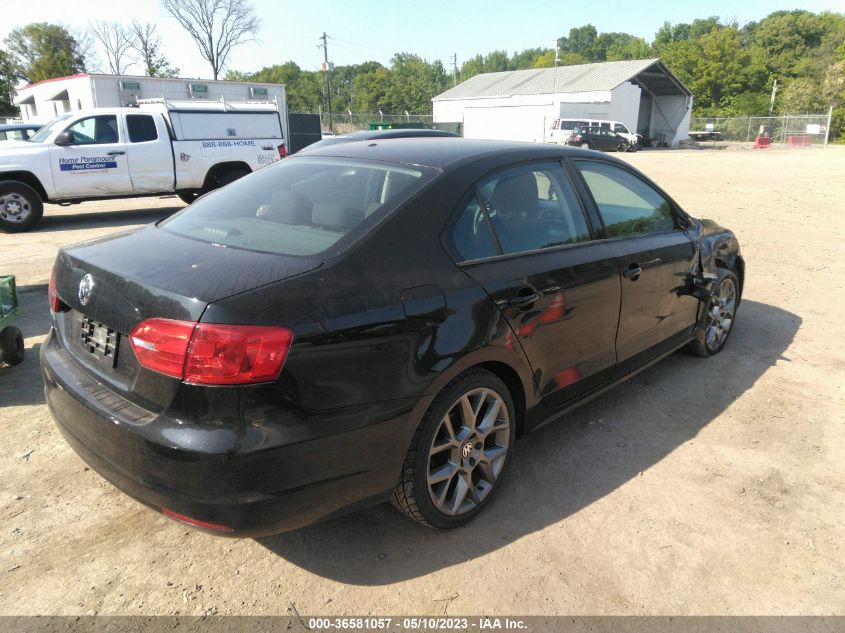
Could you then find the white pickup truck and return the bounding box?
[0,99,287,232]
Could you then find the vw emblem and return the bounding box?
[78,274,95,306]
[462,442,473,459]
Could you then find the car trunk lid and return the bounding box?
[51,225,320,409]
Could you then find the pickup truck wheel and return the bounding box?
[177,191,200,205]
[0,181,43,233]
[216,167,250,188]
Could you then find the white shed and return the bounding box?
[433,59,692,147]
[13,73,285,123]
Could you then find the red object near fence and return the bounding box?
[787,135,812,146]
[753,136,772,148]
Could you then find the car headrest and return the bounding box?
[263,189,312,225]
[312,203,364,232]
[491,173,538,216]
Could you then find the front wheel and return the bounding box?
[688,267,740,357]
[0,181,43,233]
[392,370,514,528]
[617,142,629,152]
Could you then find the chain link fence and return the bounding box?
[690,113,833,147]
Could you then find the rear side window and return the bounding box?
[452,162,591,260]
[126,115,158,142]
[161,157,436,257]
[575,161,676,237]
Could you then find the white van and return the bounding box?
[548,118,639,146]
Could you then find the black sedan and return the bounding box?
[42,139,743,535]
[567,125,636,152]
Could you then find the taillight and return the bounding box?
[49,266,69,313]
[277,144,287,158]
[129,318,196,379]
[129,318,293,385]
[573,134,581,141]
[185,323,292,385]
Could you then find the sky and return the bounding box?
[2,0,844,79]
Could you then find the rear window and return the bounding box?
[161,157,437,257]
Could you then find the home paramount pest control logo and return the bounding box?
[58,156,118,172]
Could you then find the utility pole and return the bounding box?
[554,40,560,67]
[450,53,458,86]
[769,78,778,115]
[319,32,333,132]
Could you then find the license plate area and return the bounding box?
[78,315,119,368]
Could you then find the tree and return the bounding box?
[161,0,260,80]
[4,23,86,83]
[659,26,767,111]
[383,53,448,113]
[90,21,134,75]
[129,21,179,77]
[0,50,23,116]
[753,10,828,78]
[563,25,598,60]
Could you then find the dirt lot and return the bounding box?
[1,147,843,616]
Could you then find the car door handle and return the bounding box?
[107,151,125,156]
[507,292,541,306]
[623,264,642,281]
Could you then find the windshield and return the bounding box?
[27,114,72,143]
[161,156,438,257]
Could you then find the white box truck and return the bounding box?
[0,98,288,232]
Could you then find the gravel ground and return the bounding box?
[0,147,843,616]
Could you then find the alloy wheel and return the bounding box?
[427,387,511,516]
[705,276,737,352]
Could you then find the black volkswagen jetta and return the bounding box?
[42,139,744,536]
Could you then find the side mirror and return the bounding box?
[54,131,75,146]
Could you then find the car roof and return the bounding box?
[345,129,458,140]
[300,128,459,152]
[293,137,602,170]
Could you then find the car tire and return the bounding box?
[617,142,629,152]
[217,167,251,188]
[0,326,24,366]
[0,181,43,233]
[177,191,200,205]
[579,142,590,150]
[392,369,515,528]
[687,267,740,357]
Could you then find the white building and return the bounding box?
[433,59,692,147]
[14,73,285,122]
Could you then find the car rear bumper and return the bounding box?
[40,329,422,536]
